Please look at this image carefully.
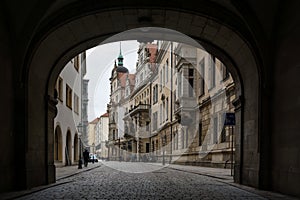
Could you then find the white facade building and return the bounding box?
[88,118,99,155]
[95,113,109,159]
[54,52,86,166]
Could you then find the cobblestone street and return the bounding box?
[2,162,298,200]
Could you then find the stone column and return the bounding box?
[136,116,140,162]
[232,95,243,184]
[47,94,58,184]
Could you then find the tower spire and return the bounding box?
[118,42,124,66]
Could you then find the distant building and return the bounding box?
[107,42,157,161]
[95,113,109,159]
[122,42,158,161]
[107,43,137,161]
[88,117,99,154]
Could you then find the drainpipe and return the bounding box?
[170,42,173,163]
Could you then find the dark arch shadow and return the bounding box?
[22,6,264,192]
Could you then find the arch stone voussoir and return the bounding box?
[224,32,245,59]
[214,25,234,50]
[165,10,181,29]
[201,19,221,41]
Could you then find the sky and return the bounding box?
[85,41,139,122]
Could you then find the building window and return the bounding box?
[199,58,205,96]
[66,84,72,109]
[178,71,182,97]
[221,62,229,81]
[160,104,162,125]
[74,56,79,72]
[221,127,226,143]
[152,141,155,152]
[188,67,194,97]
[213,117,218,144]
[162,66,165,86]
[153,112,158,131]
[162,101,165,122]
[181,128,185,149]
[74,93,79,114]
[57,77,63,102]
[146,122,150,131]
[199,123,202,146]
[165,59,169,84]
[166,98,169,120]
[210,56,216,89]
[160,70,163,91]
[220,113,226,143]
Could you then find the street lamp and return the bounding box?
[162,134,166,166]
[77,123,83,169]
[92,142,95,163]
[119,137,121,162]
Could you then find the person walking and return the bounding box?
[83,149,89,167]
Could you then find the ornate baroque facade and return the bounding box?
[108,41,236,168]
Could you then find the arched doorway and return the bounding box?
[65,130,72,166]
[54,126,63,162]
[74,134,79,162]
[24,3,267,193]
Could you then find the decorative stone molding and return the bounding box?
[46,94,58,184]
[233,95,243,111]
[47,94,58,118]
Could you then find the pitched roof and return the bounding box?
[128,74,135,86]
[118,73,128,87]
[100,113,109,117]
[146,43,157,63]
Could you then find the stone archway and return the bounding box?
[25,5,265,191]
[54,126,63,162]
[65,130,72,166]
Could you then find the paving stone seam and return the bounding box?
[56,165,102,181]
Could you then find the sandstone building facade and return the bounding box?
[108,41,236,168]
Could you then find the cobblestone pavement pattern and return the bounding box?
[12,162,291,200]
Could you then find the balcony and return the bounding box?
[174,99,196,126]
[128,104,151,120]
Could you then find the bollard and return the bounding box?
[78,159,83,169]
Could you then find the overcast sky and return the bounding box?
[85,41,139,122]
